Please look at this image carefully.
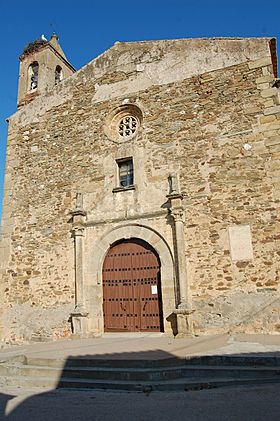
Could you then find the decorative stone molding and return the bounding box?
[94,223,174,284]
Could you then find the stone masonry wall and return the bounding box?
[0,42,279,342]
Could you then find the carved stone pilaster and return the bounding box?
[167,181,194,337]
[168,194,190,308]
[70,193,88,337]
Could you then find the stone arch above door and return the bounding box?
[85,223,176,334]
[94,223,174,287]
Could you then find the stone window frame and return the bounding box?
[113,157,135,193]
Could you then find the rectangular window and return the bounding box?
[118,158,134,188]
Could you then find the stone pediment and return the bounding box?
[84,37,276,102]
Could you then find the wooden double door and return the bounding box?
[103,239,163,332]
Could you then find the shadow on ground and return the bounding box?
[1,349,280,421]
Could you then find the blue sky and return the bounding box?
[0,0,280,220]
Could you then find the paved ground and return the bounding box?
[0,333,280,420]
[1,332,280,361]
[1,384,280,420]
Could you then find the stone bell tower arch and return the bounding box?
[17,33,75,108]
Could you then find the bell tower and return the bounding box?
[17,33,75,108]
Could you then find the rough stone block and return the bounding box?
[263,99,275,108]
[259,115,276,124]
[257,82,270,90]
[264,105,280,115]
[267,144,280,153]
[265,136,280,146]
[256,75,274,84]
[260,87,278,98]
[243,106,261,115]
[248,57,272,70]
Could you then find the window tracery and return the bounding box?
[118,116,138,138]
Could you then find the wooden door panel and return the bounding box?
[103,240,163,332]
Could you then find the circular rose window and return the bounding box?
[104,104,143,143]
[118,115,138,138]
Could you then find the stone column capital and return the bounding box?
[166,193,183,202]
[167,192,185,222]
[174,306,195,315]
[171,206,185,223]
[71,209,87,217]
[71,192,87,226]
[72,226,85,237]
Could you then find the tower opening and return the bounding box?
[28,61,39,90]
[55,65,63,84]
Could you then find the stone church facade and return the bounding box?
[0,34,279,343]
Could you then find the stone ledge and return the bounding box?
[112,185,136,193]
[259,115,276,124]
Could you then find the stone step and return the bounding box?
[57,376,280,392]
[25,356,184,369]
[1,353,280,392]
[24,354,280,369]
[0,362,280,382]
[184,355,280,367]
[0,374,279,392]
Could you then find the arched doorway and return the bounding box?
[102,239,164,332]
